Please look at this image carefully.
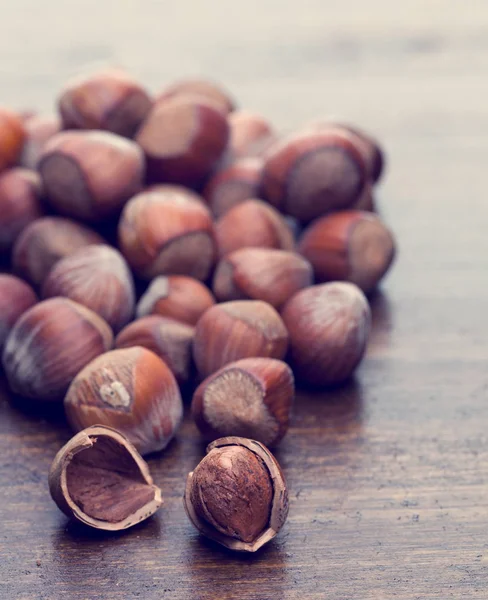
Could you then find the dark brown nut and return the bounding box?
[157,79,235,115]
[64,346,183,456]
[213,248,313,309]
[2,298,113,401]
[298,210,395,294]
[115,315,194,385]
[136,275,215,326]
[39,130,145,221]
[203,157,263,218]
[118,187,216,281]
[12,216,104,287]
[193,300,288,379]
[215,198,295,258]
[58,69,152,138]
[42,245,135,332]
[228,111,274,157]
[19,115,61,170]
[49,425,162,531]
[261,130,367,222]
[281,282,371,386]
[0,168,44,252]
[192,358,294,446]
[183,436,288,552]
[0,275,37,350]
[0,107,25,172]
[352,182,375,212]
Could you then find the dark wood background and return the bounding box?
[1,2,487,598]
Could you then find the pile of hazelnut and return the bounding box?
[0,70,395,552]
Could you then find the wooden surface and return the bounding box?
[1,2,488,598]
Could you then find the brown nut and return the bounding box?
[203,157,263,218]
[115,315,194,386]
[281,282,371,386]
[215,198,295,258]
[58,69,152,138]
[12,216,104,287]
[192,358,294,446]
[157,79,235,115]
[0,168,44,252]
[228,111,274,157]
[352,182,375,212]
[39,130,145,221]
[0,275,37,350]
[19,115,61,170]
[183,436,289,552]
[261,130,367,222]
[213,248,313,309]
[2,298,113,401]
[118,186,216,280]
[42,245,135,332]
[136,275,215,326]
[49,425,162,531]
[298,210,395,294]
[193,300,288,379]
[64,346,183,456]
[0,107,25,172]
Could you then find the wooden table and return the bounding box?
[1,2,487,598]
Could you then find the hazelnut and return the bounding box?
[2,298,113,401]
[136,275,215,326]
[192,358,294,446]
[136,96,229,186]
[49,425,162,531]
[19,114,61,170]
[298,210,395,293]
[42,245,135,332]
[58,69,152,138]
[352,182,375,212]
[215,198,295,258]
[157,79,235,114]
[281,282,371,386]
[183,436,289,552]
[203,157,263,218]
[118,186,216,281]
[228,111,274,157]
[193,300,288,379]
[0,107,25,172]
[0,168,44,252]
[115,315,194,386]
[39,130,145,221]
[213,248,313,309]
[261,130,367,222]
[0,275,37,350]
[12,216,104,287]
[64,346,183,456]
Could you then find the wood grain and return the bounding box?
[1,1,488,598]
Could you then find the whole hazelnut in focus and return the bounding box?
[298,210,395,294]
[39,131,145,221]
[42,245,135,332]
[0,107,25,172]
[64,347,183,456]
[12,216,104,287]
[20,115,61,170]
[281,282,371,386]
[192,358,294,446]
[228,111,274,157]
[136,275,215,326]
[157,79,235,115]
[184,436,289,552]
[58,69,152,138]
[118,187,216,281]
[213,248,313,309]
[2,298,113,401]
[0,275,37,350]
[193,300,288,379]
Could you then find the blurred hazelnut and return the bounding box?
[2,298,113,401]
[58,69,152,138]
[192,357,294,446]
[64,346,183,455]
[157,79,235,114]
[193,300,288,379]
[0,107,25,172]
[136,275,215,326]
[298,210,395,293]
[12,216,104,287]
[183,436,289,552]
[42,245,135,332]
[281,282,371,386]
[19,115,61,170]
[330,123,385,183]
[228,111,274,157]
[352,182,375,212]
[118,186,216,280]
[39,130,145,221]
[213,248,313,308]
[115,315,194,385]
[0,275,37,350]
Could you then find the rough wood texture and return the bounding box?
[1,1,487,598]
